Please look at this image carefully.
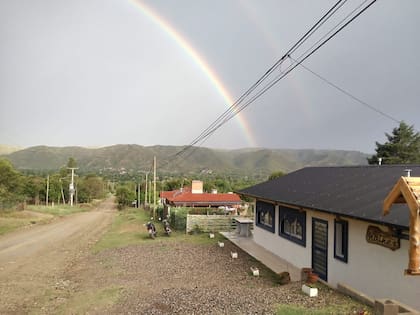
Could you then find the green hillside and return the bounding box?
[2,145,369,177]
[0,145,22,155]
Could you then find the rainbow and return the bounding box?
[128,0,257,147]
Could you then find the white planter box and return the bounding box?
[250,267,259,276]
[302,284,318,297]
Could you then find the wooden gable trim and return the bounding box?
[383,176,420,276]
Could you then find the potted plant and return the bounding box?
[307,272,319,284]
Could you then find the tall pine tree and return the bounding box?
[368,122,420,164]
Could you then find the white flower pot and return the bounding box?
[231,251,238,259]
[302,284,318,297]
[218,241,224,247]
[250,267,259,276]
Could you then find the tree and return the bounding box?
[77,174,106,203]
[268,171,285,180]
[0,159,24,208]
[368,122,420,165]
[115,185,136,209]
[67,157,77,168]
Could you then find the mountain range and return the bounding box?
[1,145,370,177]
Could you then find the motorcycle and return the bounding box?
[163,219,171,236]
[146,221,157,239]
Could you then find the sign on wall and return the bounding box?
[366,225,400,251]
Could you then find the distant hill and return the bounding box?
[2,145,369,177]
[0,145,23,155]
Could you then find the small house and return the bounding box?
[161,180,241,214]
[238,165,420,310]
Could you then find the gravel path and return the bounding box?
[65,239,367,315]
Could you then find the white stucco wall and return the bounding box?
[253,204,311,268]
[253,204,420,310]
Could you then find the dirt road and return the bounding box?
[0,198,116,314]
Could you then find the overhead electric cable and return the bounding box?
[171,0,348,160]
[160,0,377,171]
[187,0,377,148]
[288,56,402,124]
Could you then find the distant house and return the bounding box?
[238,165,420,310]
[160,180,241,213]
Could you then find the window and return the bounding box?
[279,206,306,246]
[256,201,275,233]
[334,220,348,263]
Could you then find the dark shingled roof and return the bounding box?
[238,165,420,229]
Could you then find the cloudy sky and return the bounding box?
[1,0,419,153]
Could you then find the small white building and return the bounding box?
[239,165,420,311]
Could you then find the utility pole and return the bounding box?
[60,178,66,204]
[145,173,148,206]
[137,182,141,208]
[149,180,152,204]
[68,167,78,207]
[153,156,156,218]
[46,175,49,206]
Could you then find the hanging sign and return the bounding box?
[366,226,400,251]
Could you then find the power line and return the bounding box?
[160,0,378,171]
[288,56,402,124]
[188,0,378,150]
[170,0,349,161]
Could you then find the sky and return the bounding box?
[0,0,419,153]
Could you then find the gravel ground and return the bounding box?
[65,238,368,315]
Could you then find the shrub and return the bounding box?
[170,207,188,231]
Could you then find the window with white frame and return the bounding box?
[334,219,348,263]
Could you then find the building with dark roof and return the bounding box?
[238,165,420,311]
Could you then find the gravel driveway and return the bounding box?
[63,238,367,315]
[0,198,368,314]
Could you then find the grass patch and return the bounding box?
[28,204,87,216]
[0,210,51,236]
[55,286,123,315]
[93,207,232,253]
[0,204,92,236]
[0,216,30,235]
[93,208,150,252]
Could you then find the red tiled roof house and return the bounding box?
[160,180,241,209]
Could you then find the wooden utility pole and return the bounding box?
[149,180,152,204]
[46,175,49,206]
[153,156,156,217]
[137,182,141,208]
[145,173,148,206]
[60,179,66,204]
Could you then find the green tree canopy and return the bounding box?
[77,174,106,203]
[368,122,420,165]
[0,159,24,207]
[67,157,77,168]
[115,185,136,209]
[268,171,285,180]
